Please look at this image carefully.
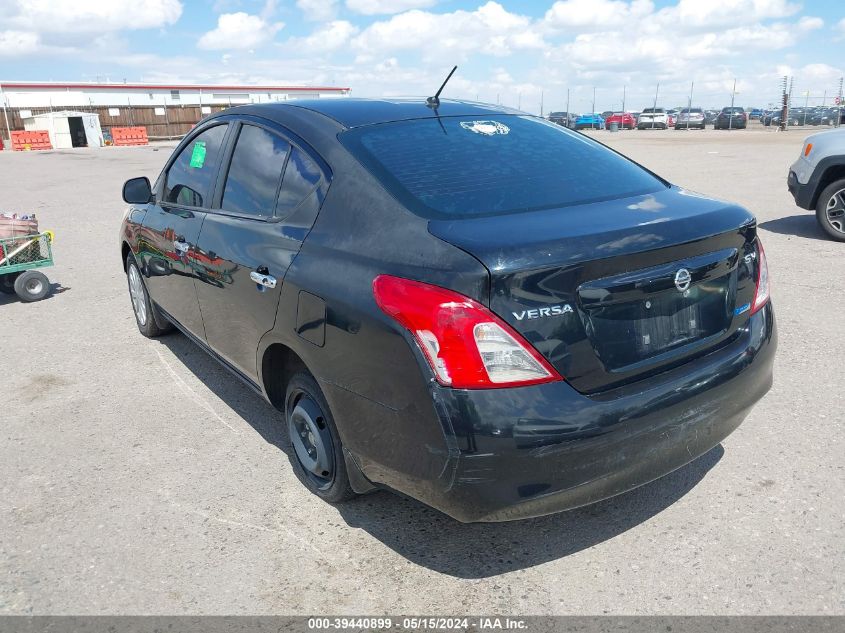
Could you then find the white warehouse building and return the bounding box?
[0,81,350,109]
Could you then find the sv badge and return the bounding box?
[512,304,573,321]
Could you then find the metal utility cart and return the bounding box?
[0,231,54,302]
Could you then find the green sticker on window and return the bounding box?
[189,141,207,168]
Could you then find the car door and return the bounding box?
[195,119,327,381]
[139,123,230,338]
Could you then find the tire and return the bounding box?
[815,178,845,242]
[285,371,357,504]
[0,272,20,294]
[125,253,171,337]
[13,270,50,302]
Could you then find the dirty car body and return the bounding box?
[120,99,776,522]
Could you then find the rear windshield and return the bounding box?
[642,108,665,113]
[680,108,702,113]
[340,115,665,219]
[722,107,744,113]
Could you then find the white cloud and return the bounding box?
[3,0,183,33]
[352,2,544,62]
[286,20,358,54]
[544,0,653,30]
[655,0,800,29]
[0,30,40,56]
[346,0,437,15]
[796,16,823,31]
[296,0,338,21]
[836,17,845,37]
[198,12,284,50]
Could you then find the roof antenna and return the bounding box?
[427,65,458,109]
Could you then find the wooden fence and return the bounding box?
[1,104,232,139]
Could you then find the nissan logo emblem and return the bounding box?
[674,268,692,292]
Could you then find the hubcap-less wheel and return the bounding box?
[24,276,44,296]
[288,395,335,490]
[825,188,845,234]
[128,264,148,326]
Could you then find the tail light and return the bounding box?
[751,240,770,314]
[373,275,562,389]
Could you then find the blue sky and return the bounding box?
[1,0,843,111]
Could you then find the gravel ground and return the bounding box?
[0,126,842,615]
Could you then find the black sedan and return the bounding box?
[119,99,776,522]
[714,107,748,129]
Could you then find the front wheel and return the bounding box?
[816,178,845,242]
[285,372,357,504]
[13,270,50,302]
[126,254,172,337]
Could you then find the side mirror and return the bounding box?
[123,177,152,204]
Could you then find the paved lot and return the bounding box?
[1,127,842,615]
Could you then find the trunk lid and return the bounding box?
[428,187,759,393]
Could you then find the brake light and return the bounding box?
[373,275,562,389]
[751,240,770,314]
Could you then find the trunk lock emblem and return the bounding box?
[674,268,692,292]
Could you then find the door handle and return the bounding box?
[250,270,277,289]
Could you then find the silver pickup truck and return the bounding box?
[788,128,845,241]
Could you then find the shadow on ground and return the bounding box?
[759,214,829,240]
[158,332,724,579]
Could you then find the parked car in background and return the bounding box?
[763,111,799,127]
[604,112,636,129]
[600,111,614,120]
[548,111,577,128]
[714,107,748,129]
[637,107,669,129]
[120,98,776,522]
[575,113,605,130]
[749,108,764,120]
[675,107,706,130]
[788,128,845,241]
[667,113,676,128]
[704,110,720,125]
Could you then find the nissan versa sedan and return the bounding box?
[120,99,776,522]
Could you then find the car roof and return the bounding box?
[249,97,525,129]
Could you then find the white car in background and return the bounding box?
[637,107,669,130]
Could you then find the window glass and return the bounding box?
[340,115,665,220]
[222,125,290,216]
[276,147,322,217]
[164,124,228,208]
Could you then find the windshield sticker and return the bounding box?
[459,120,510,136]
[189,141,207,168]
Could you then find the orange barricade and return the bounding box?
[111,127,149,146]
[11,130,52,151]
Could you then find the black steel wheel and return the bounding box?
[816,178,845,242]
[285,372,356,503]
[13,270,50,302]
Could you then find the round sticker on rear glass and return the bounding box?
[459,120,510,136]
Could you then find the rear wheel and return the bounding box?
[285,372,356,504]
[0,272,20,294]
[816,178,845,242]
[13,270,50,302]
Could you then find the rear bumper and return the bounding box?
[420,303,776,522]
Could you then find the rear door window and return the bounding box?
[221,124,290,217]
[276,147,322,218]
[164,124,228,208]
[341,115,665,219]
